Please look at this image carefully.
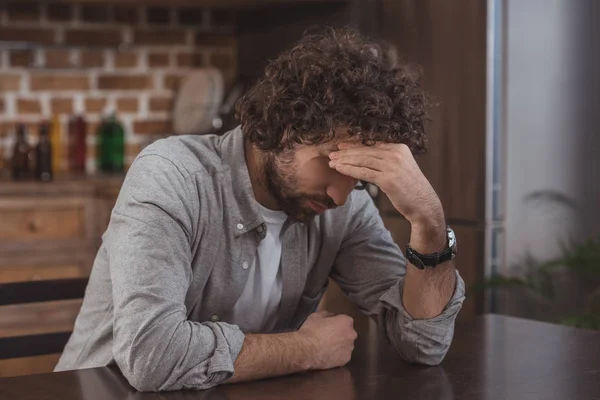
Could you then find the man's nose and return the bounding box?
[327,175,359,207]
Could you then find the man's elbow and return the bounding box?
[114,350,163,392]
[390,329,452,367]
[124,372,161,392]
[412,347,449,366]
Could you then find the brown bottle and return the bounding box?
[68,115,87,173]
[12,124,32,181]
[35,122,53,182]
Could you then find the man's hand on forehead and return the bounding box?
[328,141,444,226]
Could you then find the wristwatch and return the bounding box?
[406,226,457,270]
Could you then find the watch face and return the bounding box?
[447,227,457,251]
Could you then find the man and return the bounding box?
[55,27,465,391]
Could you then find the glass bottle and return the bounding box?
[68,114,87,173]
[97,113,125,173]
[35,122,53,182]
[11,124,32,181]
[110,114,125,173]
[49,115,62,175]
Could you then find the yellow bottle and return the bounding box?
[49,115,62,174]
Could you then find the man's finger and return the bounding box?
[329,154,384,172]
[330,146,386,160]
[330,162,380,184]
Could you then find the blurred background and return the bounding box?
[0,0,598,378]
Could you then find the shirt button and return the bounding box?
[236,223,244,230]
[242,261,249,270]
[210,314,220,322]
[257,225,264,233]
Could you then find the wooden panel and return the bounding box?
[0,279,89,306]
[0,200,84,241]
[0,353,60,378]
[47,0,349,7]
[0,332,72,360]
[452,225,484,321]
[0,299,82,338]
[381,0,487,222]
[0,263,85,284]
[0,198,91,253]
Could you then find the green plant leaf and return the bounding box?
[468,273,538,295]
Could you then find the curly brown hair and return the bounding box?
[236,26,430,154]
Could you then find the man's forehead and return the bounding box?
[321,130,363,148]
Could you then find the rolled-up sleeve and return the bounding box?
[379,270,465,365]
[106,154,245,391]
[330,191,465,366]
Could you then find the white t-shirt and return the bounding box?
[223,203,287,333]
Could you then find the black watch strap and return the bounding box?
[406,245,455,270]
[405,227,457,270]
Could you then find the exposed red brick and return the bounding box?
[133,119,173,135]
[210,52,235,70]
[97,74,152,90]
[0,74,21,91]
[47,3,72,22]
[80,50,105,68]
[177,8,203,25]
[147,52,170,67]
[114,52,139,68]
[163,74,183,90]
[146,7,170,25]
[195,33,237,47]
[114,6,138,24]
[45,49,72,69]
[17,98,41,114]
[50,98,73,114]
[88,122,101,137]
[85,98,107,113]
[212,9,235,26]
[80,4,109,23]
[133,30,186,46]
[0,28,55,45]
[176,52,203,68]
[0,121,39,135]
[149,97,173,112]
[64,29,122,47]
[126,142,142,158]
[9,49,34,67]
[87,144,96,160]
[30,74,89,91]
[7,1,40,22]
[116,98,139,113]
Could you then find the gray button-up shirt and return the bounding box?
[55,126,465,391]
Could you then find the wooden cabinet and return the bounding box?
[48,0,349,7]
[0,176,122,378]
[0,198,92,253]
[380,0,487,223]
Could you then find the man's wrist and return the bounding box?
[293,330,317,371]
[408,210,447,254]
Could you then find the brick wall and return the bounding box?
[0,1,237,172]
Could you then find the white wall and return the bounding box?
[504,0,600,269]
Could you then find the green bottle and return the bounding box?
[109,114,125,173]
[97,113,125,173]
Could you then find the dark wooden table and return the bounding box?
[1,314,599,400]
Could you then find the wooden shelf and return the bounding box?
[0,174,124,198]
[47,0,349,9]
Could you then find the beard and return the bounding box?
[262,150,336,223]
